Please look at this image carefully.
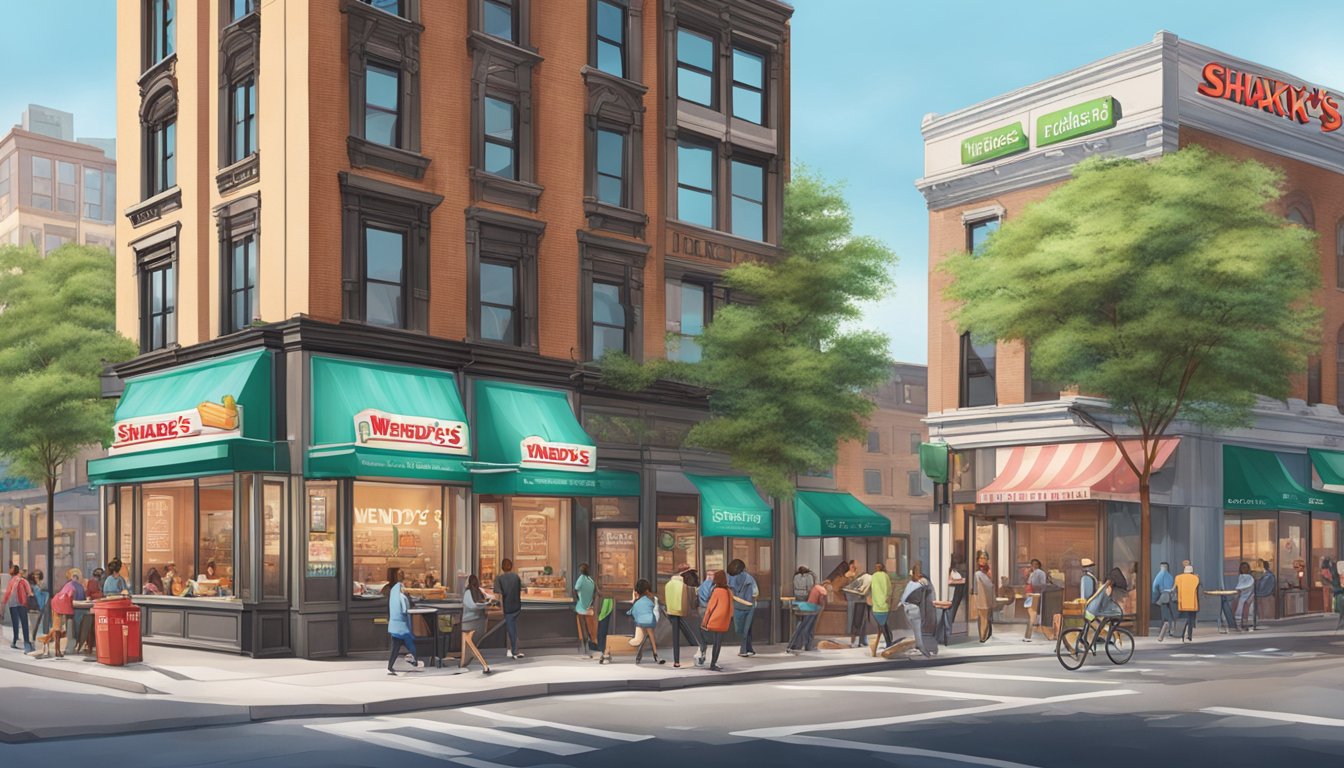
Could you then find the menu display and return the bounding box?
[596,527,637,594]
[145,496,173,554]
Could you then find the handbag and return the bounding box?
[1156,589,1173,606]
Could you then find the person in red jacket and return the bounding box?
[3,565,34,652]
[700,570,734,672]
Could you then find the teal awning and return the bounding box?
[686,474,772,539]
[1309,449,1344,496]
[114,349,274,441]
[472,468,640,497]
[89,439,288,486]
[1224,445,1344,514]
[307,356,471,481]
[794,490,892,537]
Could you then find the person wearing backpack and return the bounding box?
[792,566,816,601]
[1152,561,1177,641]
[574,563,598,655]
[665,566,701,668]
[3,565,34,652]
[627,579,665,665]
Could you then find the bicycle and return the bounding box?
[1055,611,1134,670]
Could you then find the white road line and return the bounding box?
[382,717,595,756]
[772,735,1045,768]
[457,706,653,742]
[733,689,1139,739]
[776,684,1029,704]
[305,721,470,760]
[1203,707,1344,728]
[924,670,1122,685]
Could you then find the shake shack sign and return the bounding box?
[1198,62,1341,133]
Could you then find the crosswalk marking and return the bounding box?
[924,670,1122,685]
[1203,707,1344,728]
[457,706,653,742]
[777,683,1030,704]
[305,721,471,760]
[387,717,596,756]
[772,735,1046,768]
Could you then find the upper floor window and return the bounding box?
[218,194,259,334]
[83,168,103,221]
[230,0,257,20]
[866,431,881,453]
[339,171,441,332]
[483,96,518,180]
[135,230,179,352]
[229,78,257,163]
[364,63,400,148]
[968,217,999,254]
[467,210,541,349]
[665,279,708,363]
[30,156,52,210]
[483,0,516,42]
[56,161,77,215]
[731,47,764,124]
[0,156,12,217]
[908,471,927,497]
[676,140,714,228]
[730,158,765,241]
[363,226,408,329]
[479,260,519,345]
[593,0,626,78]
[580,232,646,362]
[148,120,177,196]
[361,0,403,15]
[909,432,921,454]
[960,332,996,408]
[343,0,426,180]
[676,28,714,107]
[595,128,626,207]
[863,469,882,496]
[146,0,175,67]
[591,280,628,359]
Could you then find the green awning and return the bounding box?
[113,349,274,442]
[1309,449,1344,496]
[794,490,892,537]
[1224,445,1344,513]
[307,356,471,481]
[686,474,773,538]
[89,439,287,486]
[472,468,640,497]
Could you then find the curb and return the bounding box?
[0,656,163,695]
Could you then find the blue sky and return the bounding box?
[2,1,1341,364]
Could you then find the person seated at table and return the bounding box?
[85,569,104,601]
[424,573,439,589]
[144,568,165,595]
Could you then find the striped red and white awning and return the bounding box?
[977,439,1179,504]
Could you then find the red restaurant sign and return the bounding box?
[354,409,469,455]
[1197,62,1341,133]
[520,436,596,472]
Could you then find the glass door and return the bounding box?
[1311,515,1339,613]
[1279,512,1308,617]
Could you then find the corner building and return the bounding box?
[920,32,1344,636]
[103,0,792,658]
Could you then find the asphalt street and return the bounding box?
[9,631,1344,768]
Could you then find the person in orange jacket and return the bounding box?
[700,570,734,672]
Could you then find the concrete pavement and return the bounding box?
[1,615,1337,743]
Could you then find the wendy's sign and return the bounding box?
[1197,62,1341,134]
[354,409,469,455]
[520,436,596,472]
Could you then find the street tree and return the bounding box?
[0,244,136,586]
[942,147,1321,632]
[604,169,895,498]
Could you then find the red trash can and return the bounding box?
[124,603,143,663]
[93,599,130,666]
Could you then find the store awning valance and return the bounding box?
[794,491,891,537]
[89,439,288,486]
[91,350,285,484]
[977,438,1179,504]
[687,474,772,539]
[1308,449,1344,496]
[306,356,471,481]
[1225,445,1344,513]
[472,468,640,497]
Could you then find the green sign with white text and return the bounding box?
[960,122,1028,165]
[1036,96,1116,146]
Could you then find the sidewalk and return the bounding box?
[1,615,1336,742]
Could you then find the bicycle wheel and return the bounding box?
[1106,628,1135,665]
[1057,627,1087,670]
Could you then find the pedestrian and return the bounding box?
[459,574,492,675]
[726,559,758,657]
[29,570,48,636]
[1079,557,1098,602]
[1174,561,1201,642]
[85,569,104,600]
[868,562,894,656]
[1152,561,1177,641]
[48,569,84,659]
[973,552,995,643]
[595,595,616,664]
[695,570,716,664]
[3,565,34,652]
[665,565,702,668]
[700,569,734,671]
[1251,559,1275,631]
[843,562,872,648]
[627,579,665,664]
[573,563,598,655]
[945,557,967,637]
[900,562,936,657]
[792,566,816,601]
[1024,558,1047,642]
[493,558,524,659]
[102,560,129,596]
[1233,561,1254,631]
[384,568,425,675]
[1334,561,1344,631]
[786,580,827,654]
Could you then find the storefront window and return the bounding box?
[140,479,196,595]
[262,480,285,600]
[1311,516,1338,612]
[305,481,339,602]
[1279,511,1307,616]
[657,494,698,590]
[731,538,772,601]
[119,486,134,589]
[510,497,571,601]
[353,481,444,598]
[479,500,500,586]
[1241,515,1277,587]
[238,476,252,600]
[1011,504,1100,601]
[198,476,235,595]
[595,526,637,595]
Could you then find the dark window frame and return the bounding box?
[144,0,175,71]
[863,469,882,496]
[907,470,927,497]
[469,1,541,211]
[593,125,628,208]
[959,331,997,408]
[582,9,647,239]
[466,207,544,351]
[228,77,258,164]
[909,432,921,455]
[132,225,180,353]
[664,275,712,363]
[342,0,428,180]
[478,257,521,346]
[579,231,647,363]
[481,93,519,181]
[30,155,52,210]
[728,152,767,241]
[675,25,716,109]
[730,43,766,125]
[675,137,716,229]
[147,119,177,197]
[216,193,260,335]
[482,0,518,43]
[866,431,881,453]
[338,171,441,333]
[591,0,627,79]
[218,8,260,192]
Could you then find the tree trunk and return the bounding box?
[45,474,55,631]
[1138,475,1151,637]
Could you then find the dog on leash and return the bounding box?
[27,628,64,659]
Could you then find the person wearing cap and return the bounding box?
[1079,558,1098,602]
[1174,561,1201,642]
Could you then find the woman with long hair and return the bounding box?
[700,570,734,671]
[627,578,665,664]
[460,574,492,674]
[385,568,425,676]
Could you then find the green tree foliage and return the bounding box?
[0,244,136,565]
[942,147,1321,628]
[605,169,896,497]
